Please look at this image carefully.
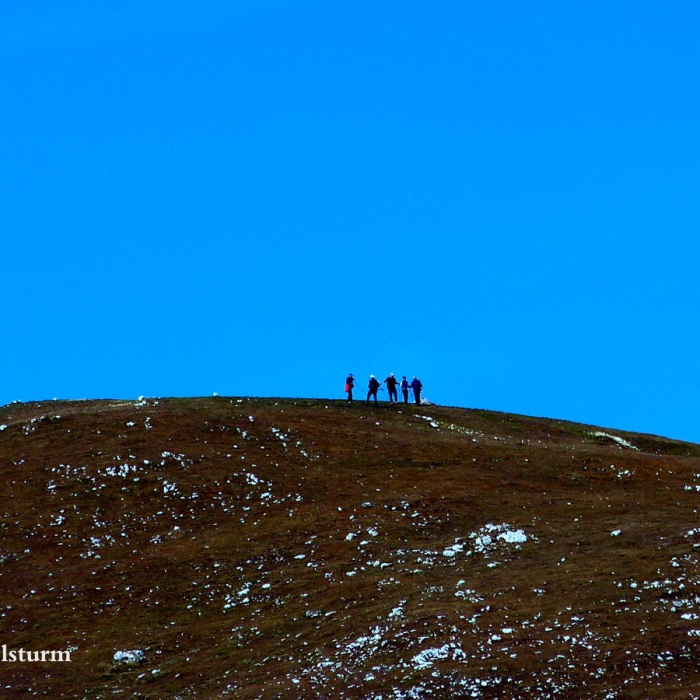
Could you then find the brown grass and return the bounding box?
[1,397,700,698]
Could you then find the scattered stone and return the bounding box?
[113,649,146,665]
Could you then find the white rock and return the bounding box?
[114,649,146,664]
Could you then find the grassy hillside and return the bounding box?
[1,397,700,698]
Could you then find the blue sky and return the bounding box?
[2,2,700,442]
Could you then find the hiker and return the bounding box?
[384,373,399,403]
[410,376,423,405]
[400,376,410,403]
[345,373,355,402]
[366,375,380,405]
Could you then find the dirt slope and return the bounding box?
[1,396,700,699]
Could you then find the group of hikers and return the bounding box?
[344,373,423,406]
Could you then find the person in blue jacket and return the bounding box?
[410,376,423,405]
[400,376,410,403]
[366,375,380,405]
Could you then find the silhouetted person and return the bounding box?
[400,376,409,403]
[367,375,380,405]
[410,376,423,405]
[384,373,398,403]
[345,373,355,402]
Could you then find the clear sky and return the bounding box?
[2,2,699,442]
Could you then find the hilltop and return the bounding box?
[1,396,700,699]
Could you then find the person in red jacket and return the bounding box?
[345,373,355,402]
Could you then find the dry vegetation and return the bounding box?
[1,396,700,698]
